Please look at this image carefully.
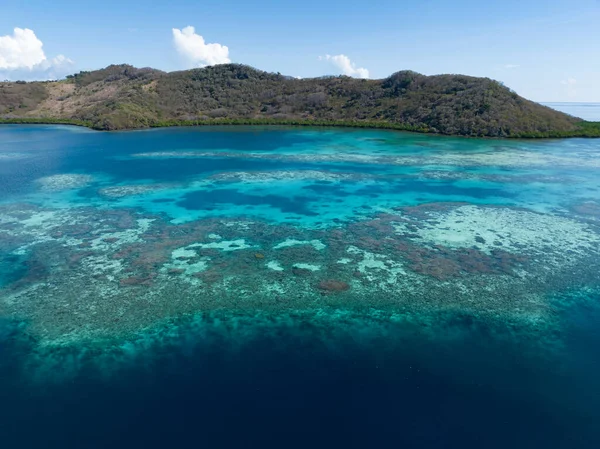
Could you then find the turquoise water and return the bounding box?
[1,125,600,448]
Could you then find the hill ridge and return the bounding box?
[1,63,598,137]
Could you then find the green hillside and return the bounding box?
[1,64,598,137]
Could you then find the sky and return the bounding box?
[1,0,599,101]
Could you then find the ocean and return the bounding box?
[542,102,600,121]
[0,125,599,448]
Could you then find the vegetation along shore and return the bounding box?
[1,64,599,138]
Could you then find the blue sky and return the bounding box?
[1,0,599,101]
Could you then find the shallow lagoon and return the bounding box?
[1,125,600,448]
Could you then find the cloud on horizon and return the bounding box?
[561,77,577,98]
[319,54,369,79]
[0,27,73,80]
[172,26,230,68]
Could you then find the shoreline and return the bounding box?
[1,117,600,138]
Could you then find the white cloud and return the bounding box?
[0,28,45,70]
[38,54,74,77]
[561,77,577,98]
[319,54,369,79]
[172,26,230,68]
[504,64,520,69]
[0,27,74,80]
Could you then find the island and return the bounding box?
[1,63,599,137]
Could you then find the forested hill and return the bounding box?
[0,64,598,137]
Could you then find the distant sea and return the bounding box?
[542,102,600,121]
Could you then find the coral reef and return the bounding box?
[571,201,600,220]
[2,124,600,389]
[132,148,600,169]
[98,183,180,198]
[0,200,598,347]
[0,152,32,161]
[35,174,94,192]
[317,280,350,293]
[208,170,358,183]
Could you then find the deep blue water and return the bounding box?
[1,307,599,449]
[1,125,600,448]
